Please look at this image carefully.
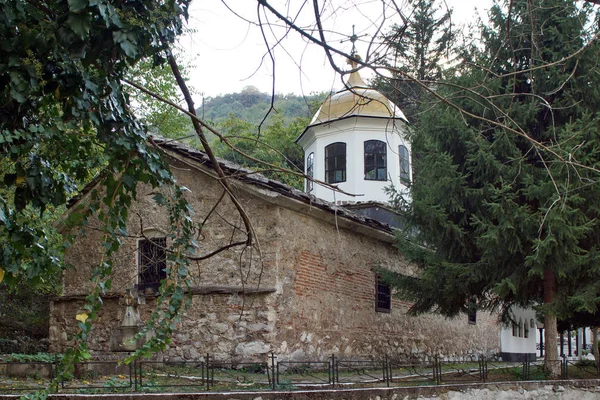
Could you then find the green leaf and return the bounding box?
[67,13,91,39]
[68,0,88,12]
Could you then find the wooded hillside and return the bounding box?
[198,86,326,125]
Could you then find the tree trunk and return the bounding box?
[543,269,561,377]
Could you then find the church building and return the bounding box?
[49,64,500,362]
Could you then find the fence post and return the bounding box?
[330,353,335,387]
[384,354,389,387]
[479,356,485,383]
[562,356,568,380]
[53,353,59,393]
[139,360,143,390]
[134,360,138,392]
[434,355,441,385]
[271,353,276,391]
[206,353,210,391]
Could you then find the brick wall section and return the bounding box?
[295,251,373,303]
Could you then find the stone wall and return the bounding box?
[51,151,499,361]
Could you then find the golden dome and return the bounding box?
[309,70,408,126]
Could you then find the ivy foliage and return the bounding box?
[384,0,600,321]
[0,0,198,393]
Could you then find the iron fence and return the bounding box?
[1,354,599,394]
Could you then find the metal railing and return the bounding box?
[1,354,599,394]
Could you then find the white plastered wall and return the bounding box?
[300,117,410,204]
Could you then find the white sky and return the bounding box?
[179,0,492,102]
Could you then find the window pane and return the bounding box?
[376,274,391,312]
[399,145,410,182]
[325,143,346,183]
[364,140,387,181]
[138,238,167,292]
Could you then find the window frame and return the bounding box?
[399,144,410,183]
[467,306,477,325]
[138,237,167,292]
[375,274,391,313]
[364,140,387,181]
[325,142,346,184]
[306,152,314,192]
[518,318,523,337]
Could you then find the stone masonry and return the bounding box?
[49,141,500,362]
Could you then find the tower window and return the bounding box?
[375,274,391,313]
[325,142,346,183]
[138,237,167,292]
[306,152,314,192]
[467,299,477,325]
[364,140,387,181]
[518,318,523,337]
[399,145,410,183]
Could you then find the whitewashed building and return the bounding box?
[296,64,411,205]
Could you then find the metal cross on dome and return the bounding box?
[340,24,367,57]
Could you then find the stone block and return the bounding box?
[235,341,270,357]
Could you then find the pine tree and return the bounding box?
[386,0,600,375]
[374,0,454,120]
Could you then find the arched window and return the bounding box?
[138,237,167,292]
[364,140,387,181]
[306,152,314,192]
[325,142,346,183]
[399,145,410,183]
[512,321,518,337]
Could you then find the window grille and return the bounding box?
[325,143,346,183]
[468,308,477,325]
[375,275,391,313]
[138,237,167,292]
[364,140,387,181]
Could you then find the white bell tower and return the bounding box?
[296,60,411,205]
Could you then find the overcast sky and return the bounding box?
[179,0,492,101]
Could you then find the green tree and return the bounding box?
[212,115,307,189]
[127,56,193,139]
[373,0,454,120]
[0,0,197,387]
[385,0,600,375]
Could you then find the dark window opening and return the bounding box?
[307,152,314,192]
[138,237,167,292]
[468,308,477,326]
[325,142,346,183]
[399,145,410,183]
[375,275,391,313]
[518,319,523,337]
[364,140,387,181]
